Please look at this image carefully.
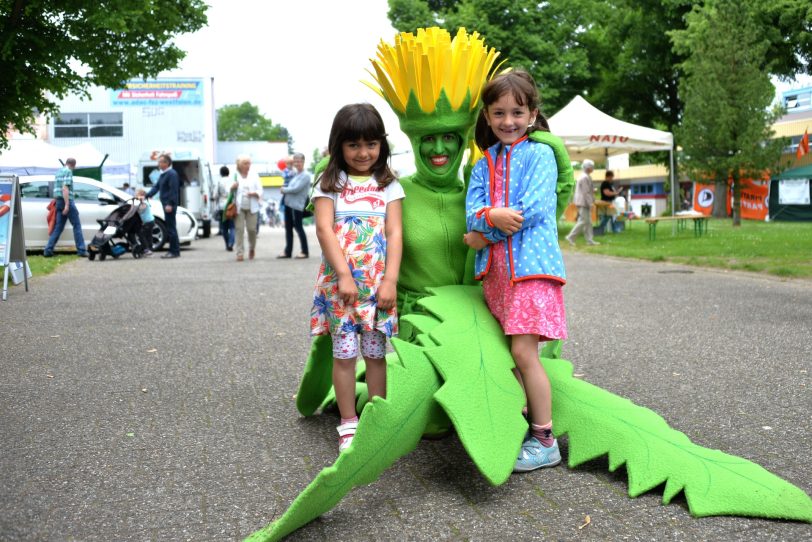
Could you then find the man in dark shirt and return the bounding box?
[598,170,624,233]
[146,154,181,258]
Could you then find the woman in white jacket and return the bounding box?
[230,154,262,261]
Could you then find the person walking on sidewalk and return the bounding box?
[230,155,262,261]
[146,154,181,258]
[278,153,310,259]
[216,165,235,251]
[43,158,87,257]
[565,159,599,246]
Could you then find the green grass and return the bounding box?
[20,254,84,278]
[559,218,812,279]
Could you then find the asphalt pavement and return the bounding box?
[1,225,810,541]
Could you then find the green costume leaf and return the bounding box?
[545,357,812,522]
[246,339,446,542]
[259,283,811,541]
[295,335,333,416]
[419,286,526,485]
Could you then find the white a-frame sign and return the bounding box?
[1,175,30,300]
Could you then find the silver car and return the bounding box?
[20,176,197,252]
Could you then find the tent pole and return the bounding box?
[670,147,677,216]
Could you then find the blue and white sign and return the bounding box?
[111,79,204,107]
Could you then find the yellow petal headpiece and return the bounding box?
[364,27,501,137]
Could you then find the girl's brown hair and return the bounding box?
[474,70,550,150]
[320,103,396,193]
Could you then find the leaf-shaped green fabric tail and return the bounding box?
[246,337,447,542]
[419,286,526,485]
[256,286,811,542]
[295,334,333,416]
[545,357,812,522]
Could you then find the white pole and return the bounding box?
[670,147,677,216]
[670,146,677,234]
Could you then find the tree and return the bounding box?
[584,0,692,132]
[671,0,785,225]
[387,0,812,131]
[0,0,208,149]
[216,102,291,147]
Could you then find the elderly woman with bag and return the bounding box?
[230,155,262,261]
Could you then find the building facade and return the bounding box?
[47,77,216,185]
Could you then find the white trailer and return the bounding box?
[137,149,215,238]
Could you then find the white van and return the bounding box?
[137,150,215,237]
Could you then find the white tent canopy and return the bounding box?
[548,95,677,214]
[548,95,673,161]
[0,139,128,176]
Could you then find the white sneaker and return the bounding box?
[337,421,358,452]
[587,240,601,246]
[565,237,575,247]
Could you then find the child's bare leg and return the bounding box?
[363,357,386,399]
[333,357,358,420]
[512,368,528,415]
[511,334,551,425]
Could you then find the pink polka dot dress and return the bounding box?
[481,154,568,341]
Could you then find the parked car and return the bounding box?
[19,175,197,252]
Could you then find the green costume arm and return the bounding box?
[529,130,574,221]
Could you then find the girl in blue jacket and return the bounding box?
[464,70,568,472]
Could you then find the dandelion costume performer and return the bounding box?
[246,27,812,542]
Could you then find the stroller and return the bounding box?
[87,200,145,261]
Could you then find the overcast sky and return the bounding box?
[169,0,410,161]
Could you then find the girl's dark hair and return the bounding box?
[474,70,550,150]
[220,165,230,176]
[320,103,396,192]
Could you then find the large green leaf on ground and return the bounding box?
[419,285,527,485]
[246,338,446,541]
[545,357,812,522]
[295,334,334,416]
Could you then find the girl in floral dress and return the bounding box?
[464,70,568,472]
[310,103,404,452]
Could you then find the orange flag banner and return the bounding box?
[798,128,809,160]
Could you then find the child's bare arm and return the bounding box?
[378,199,403,311]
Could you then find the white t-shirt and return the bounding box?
[312,174,404,218]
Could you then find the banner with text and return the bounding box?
[111,79,203,107]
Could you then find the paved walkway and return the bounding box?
[1,226,810,541]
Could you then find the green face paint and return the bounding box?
[419,132,462,177]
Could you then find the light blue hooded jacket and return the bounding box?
[466,135,566,285]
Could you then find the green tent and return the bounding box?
[71,155,108,182]
[769,164,812,221]
[777,163,812,180]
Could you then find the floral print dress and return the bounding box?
[310,174,405,338]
